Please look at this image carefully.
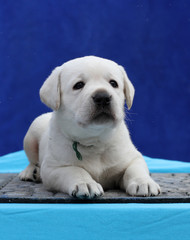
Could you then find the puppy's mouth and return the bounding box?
[91,109,115,124]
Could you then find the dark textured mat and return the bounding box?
[0,173,190,203]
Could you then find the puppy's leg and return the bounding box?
[120,157,160,197]
[19,128,41,182]
[41,166,104,198]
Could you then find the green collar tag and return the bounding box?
[72,142,83,161]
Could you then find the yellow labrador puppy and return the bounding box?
[19,56,160,198]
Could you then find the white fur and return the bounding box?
[19,56,160,198]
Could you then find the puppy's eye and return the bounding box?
[73,81,85,90]
[109,80,118,88]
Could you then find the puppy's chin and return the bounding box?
[91,112,115,125]
[77,111,117,129]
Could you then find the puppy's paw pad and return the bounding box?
[71,182,104,199]
[87,182,104,198]
[19,164,41,182]
[126,178,161,197]
[32,167,41,182]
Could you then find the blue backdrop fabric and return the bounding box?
[1,151,190,240]
[0,1,190,162]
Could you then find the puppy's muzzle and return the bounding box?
[90,90,115,124]
[92,91,112,108]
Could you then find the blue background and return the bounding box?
[0,0,190,162]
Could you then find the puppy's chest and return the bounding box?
[76,145,124,187]
[77,143,105,158]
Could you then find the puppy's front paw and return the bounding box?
[19,164,41,183]
[126,177,161,197]
[70,182,104,199]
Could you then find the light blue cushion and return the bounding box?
[1,150,190,173]
[1,203,190,240]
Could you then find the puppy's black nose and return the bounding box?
[92,91,112,107]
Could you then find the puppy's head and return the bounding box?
[40,56,134,129]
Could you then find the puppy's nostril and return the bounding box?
[92,92,112,106]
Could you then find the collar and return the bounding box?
[72,141,96,161]
[72,141,83,161]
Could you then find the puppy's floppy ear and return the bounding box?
[119,66,135,110]
[40,66,62,110]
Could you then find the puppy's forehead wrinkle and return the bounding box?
[77,73,86,80]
